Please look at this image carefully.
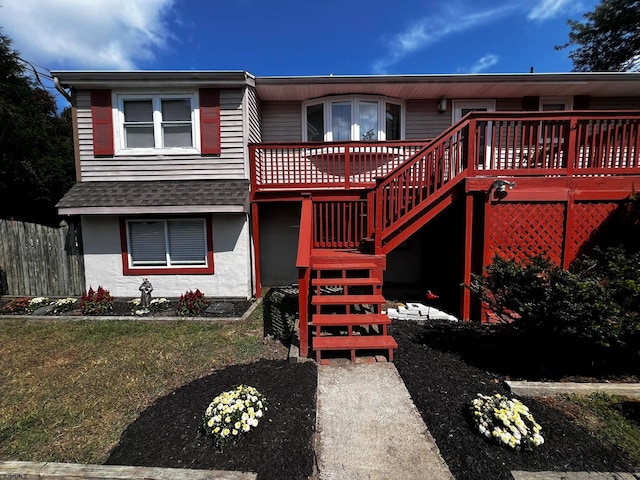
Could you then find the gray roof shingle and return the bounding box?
[57,180,249,214]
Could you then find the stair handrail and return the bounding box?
[371,110,640,251]
[371,115,476,251]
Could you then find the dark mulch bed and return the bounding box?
[0,297,253,318]
[89,319,638,479]
[392,319,639,480]
[105,359,317,480]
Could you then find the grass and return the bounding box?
[541,392,640,467]
[0,303,287,464]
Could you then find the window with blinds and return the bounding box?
[127,219,207,268]
[117,93,197,154]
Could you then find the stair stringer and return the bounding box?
[379,175,466,255]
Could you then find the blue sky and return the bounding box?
[2,0,597,77]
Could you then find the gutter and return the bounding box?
[53,76,72,103]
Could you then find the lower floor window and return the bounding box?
[122,217,213,274]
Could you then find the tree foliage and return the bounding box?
[556,0,640,72]
[0,30,74,226]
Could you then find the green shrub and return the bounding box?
[467,250,640,348]
[176,289,209,316]
[80,286,114,315]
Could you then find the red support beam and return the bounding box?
[462,192,474,322]
[296,194,313,358]
[251,202,262,298]
[562,190,576,270]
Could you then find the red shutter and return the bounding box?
[91,90,114,156]
[199,88,221,155]
[522,96,540,111]
[574,95,591,110]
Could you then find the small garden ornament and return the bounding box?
[139,278,153,310]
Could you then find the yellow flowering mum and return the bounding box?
[470,393,544,450]
[203,385,268,450]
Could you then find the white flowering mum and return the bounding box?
[129,297,170,314]
[470,393,544,450]
[27,297,50,312]
[203,385,267,450]
[52,298,78,311]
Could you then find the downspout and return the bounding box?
[53,77,73,103]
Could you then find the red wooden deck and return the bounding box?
[252,111,640,360]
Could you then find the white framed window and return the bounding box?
[452,100,497,169]
[452,99,496,123]
[540,96,573,111]
[114,93,200,155]
[303,96,404,142]
[124,218,212,274]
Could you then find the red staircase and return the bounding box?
[308,251,397,364]
[287,111,640,362]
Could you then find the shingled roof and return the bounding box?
[57,180,249,215]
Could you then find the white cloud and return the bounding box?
[527,0,574,20]
[466,53,500,73]
[1,0,176,69]
[372,4,517,74]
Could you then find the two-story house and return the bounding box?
[55,71,259,300]
[54,70,640,362]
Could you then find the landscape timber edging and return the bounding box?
[0,460,256,480]
[506,381,640,399]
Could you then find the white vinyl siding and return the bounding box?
[405,99,450,140]
[260,101,302,142]
[76,89,247,181]
[247,86,262,144]
[127,219,207,268]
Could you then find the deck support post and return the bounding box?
[298,266,310,358]
[562,190,576,270]
[251,202,261,298]
[462,192,474,321]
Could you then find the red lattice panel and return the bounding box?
[486,202,565,265]
[567,202,619,264]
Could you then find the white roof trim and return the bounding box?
[59,205,248,215]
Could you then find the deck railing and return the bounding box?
[372,111,640,252]
[312,199,368,249]
[252,112,640,254]
[468,111,640,175]
[250,141,426,191]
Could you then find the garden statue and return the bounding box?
[139,278,153,308]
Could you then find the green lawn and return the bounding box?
[542,392,640,467]
[0,305,287,464]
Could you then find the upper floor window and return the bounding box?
[540,96,573,111]
[115,93,200,155]
[303,96,403,142]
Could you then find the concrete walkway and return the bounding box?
[315,362,455,480]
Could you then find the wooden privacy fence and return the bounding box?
[0,219,85,296]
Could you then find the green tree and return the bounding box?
[556,0,640,72]
[0,30,74,226]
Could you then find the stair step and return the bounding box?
[311,294,386,306]
[313,335,398,351]
[312,313,390,326]
[311,277,382,287]
[312,262,379,271]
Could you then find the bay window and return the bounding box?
[303,96,403,142]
